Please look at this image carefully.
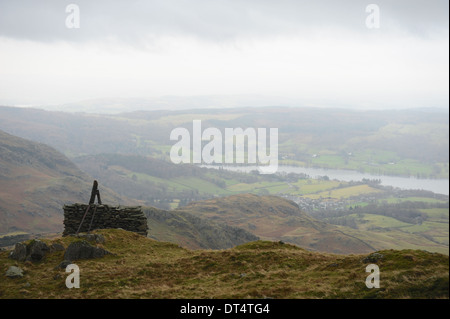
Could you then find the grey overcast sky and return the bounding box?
[0,0,448,110]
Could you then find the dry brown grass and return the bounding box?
[0,229,448,299]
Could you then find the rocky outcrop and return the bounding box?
[9,239,50,262]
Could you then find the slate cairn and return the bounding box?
[63,204,148,237]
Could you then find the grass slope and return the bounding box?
[0,229,448,299]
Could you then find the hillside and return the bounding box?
[178,194,375,254]
[72,153,216,209]
[144,206,259,250]
[0,228,448,299]
[0,130,260,250]
[0,129,137,235]
[178,194,450,255]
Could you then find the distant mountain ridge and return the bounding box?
[1,105,447,175]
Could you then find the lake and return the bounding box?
[202,165,449,195]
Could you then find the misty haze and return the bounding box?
[0,0,448,304]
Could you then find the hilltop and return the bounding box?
[0,228,448,299]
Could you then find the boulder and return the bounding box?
[5,266,24,278]
[64,240,111,261]
[27,240,50,262]
[9,242,27,261]
[9,240,50,262]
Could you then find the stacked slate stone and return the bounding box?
[63,204,148,237]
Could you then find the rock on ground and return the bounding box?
[9,242,27,261]
[362,252,384,263]
[9,240,50,262]
[27,240,50,262]
[63,240,111,261]
[5,266,24,278]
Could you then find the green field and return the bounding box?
[305,184,381,200]
[384,197,448,204]
[420,208,449,221]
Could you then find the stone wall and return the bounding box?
[63,204,148,236]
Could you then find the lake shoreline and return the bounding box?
[201,164,450,196]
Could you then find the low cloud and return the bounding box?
[0,0,447,45]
